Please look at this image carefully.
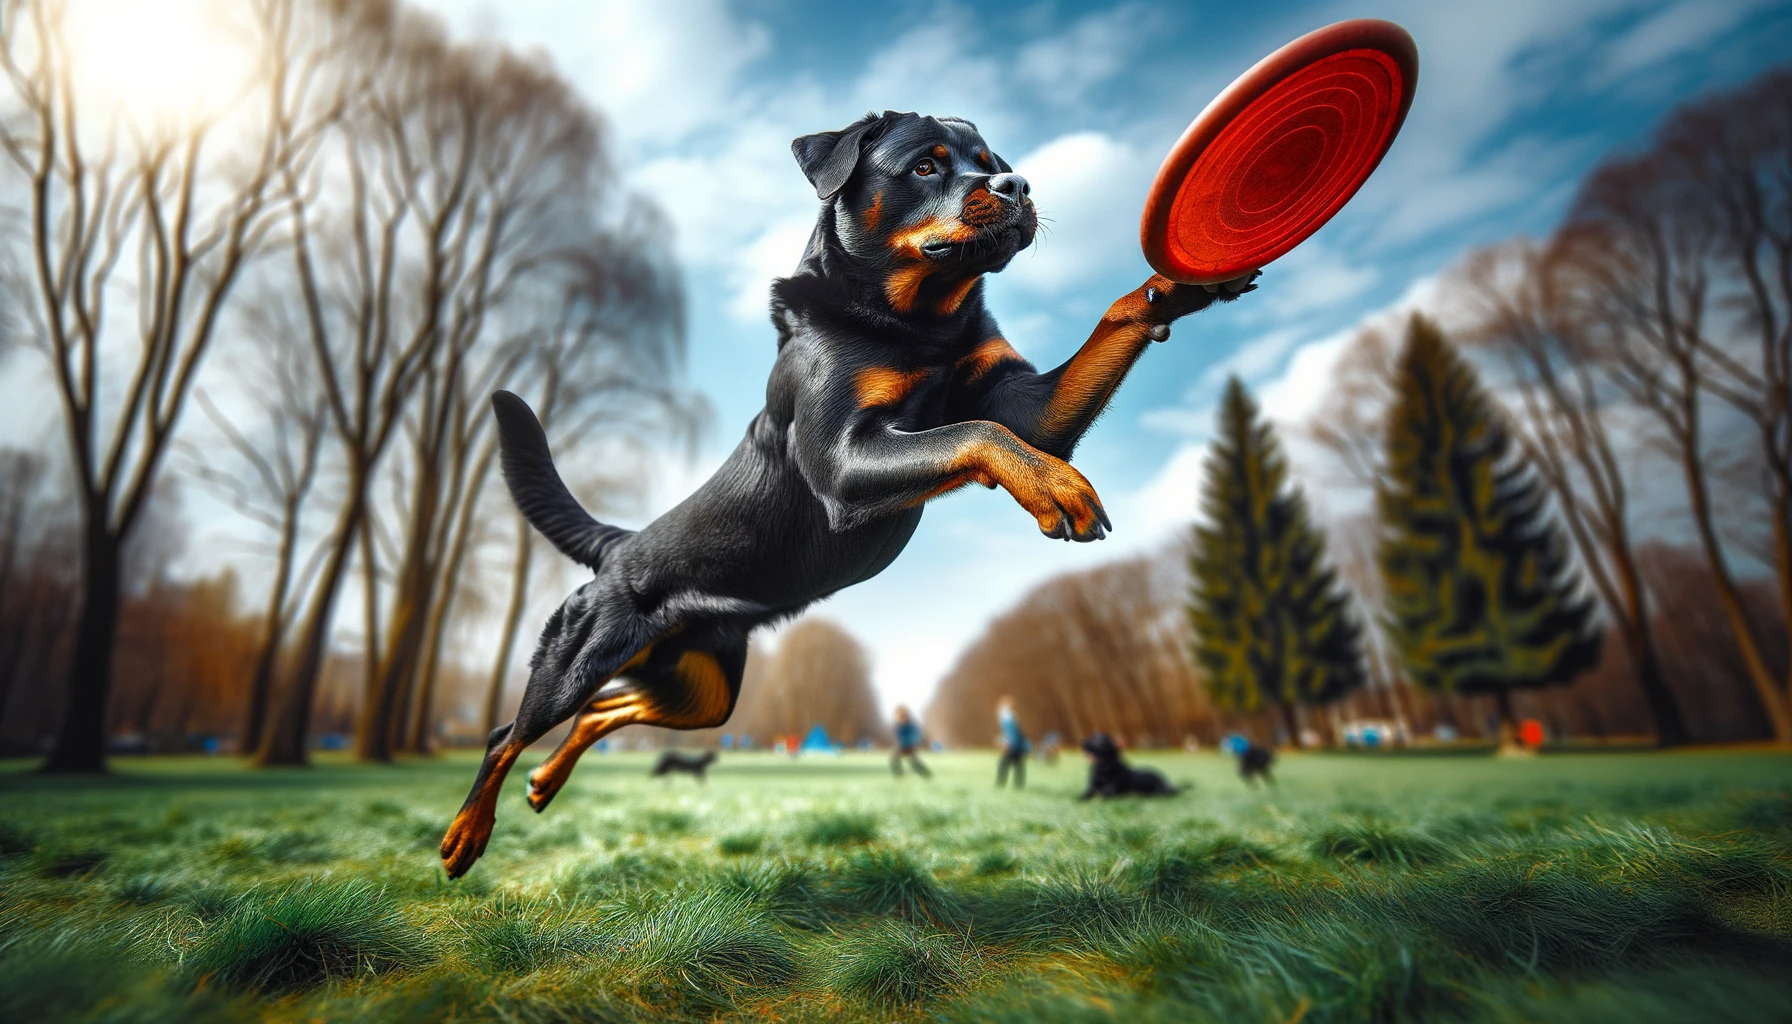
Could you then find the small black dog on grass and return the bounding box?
[651,750,716,783]
[1238,743,1276,786]
[440,109,1257,878]
[1079,733,1179,799]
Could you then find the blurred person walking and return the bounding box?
[996,696,1031,788]
[890,705,931,778]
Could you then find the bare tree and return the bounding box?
[178,305,328,753]
[1455,241,1693,746]
[0,0,337,772]
[720,618,883,745]
[1523,73,1792,745]
[927,554,1212,748]
[253,6,690,765]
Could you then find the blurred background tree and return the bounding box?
[1376,314,1603,748]
[1187,377,1365,745]
[926,555,1202,749]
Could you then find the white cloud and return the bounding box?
[1015,4,1162,110]
[1256,243,1379,320]
[1192,326,1306,396]
[428,0,772,149]
[1007,131,1151,294]
[726,215,816,323]
[1593,0,1768,86]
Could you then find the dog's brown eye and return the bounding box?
[913,159,935,176]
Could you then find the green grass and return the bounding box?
[1,749,1790,1022]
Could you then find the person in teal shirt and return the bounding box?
[996,696,1030,788]
[890,704,931,778]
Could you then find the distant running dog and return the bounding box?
[1237,743,1275,785]
[651,749,716,782]
[1079,733,1179,799]
[439,109,1256,878]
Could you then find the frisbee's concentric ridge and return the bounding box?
[1141,20,1418,285]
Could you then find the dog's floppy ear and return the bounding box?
[792,113,883,201]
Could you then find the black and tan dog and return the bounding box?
[440,110,1257,878]
[1079,733,1180,799]
[651,749,716,782]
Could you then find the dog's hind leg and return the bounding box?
[525,642,658,811]
[440,585,651,878]
[440,722,524,878]
[524,638,744,809]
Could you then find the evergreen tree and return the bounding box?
[1377,315,1601,742]
[1188,377,1366,742]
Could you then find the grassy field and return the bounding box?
[2,748,1790,1023]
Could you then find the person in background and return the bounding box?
[890,704,931,779]
[996,696,1030,789]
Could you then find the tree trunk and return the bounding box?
[1492,688,1518,752]
[242,499,304,755]
[1275,701,1299,748]
[407,468,487,753]
[256,491,367,767]
[358,554,428,763]
[42,522,121,774]
[484,521,533,735]
[1679,427,1792,745]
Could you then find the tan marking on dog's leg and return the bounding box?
[650,650,737,728]
[524,692,651,811]
[523,643,655,812]
[440,741,522,878]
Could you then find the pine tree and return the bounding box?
[1188,377,1366,743]
[1377,315,1601,743]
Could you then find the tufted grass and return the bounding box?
[1,748,1789,1021]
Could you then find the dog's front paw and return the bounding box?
[1027,459,1111,542]
[1138,270,1260,329]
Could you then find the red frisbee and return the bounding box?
[1141,19,1418,285]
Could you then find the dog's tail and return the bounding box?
[492,391,632,571]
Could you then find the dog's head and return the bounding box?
[1081,732,1120,763]
[792,111,1036,316]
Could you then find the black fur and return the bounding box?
[1079,733,1179,799]
[441,109,1256,878]
[1238,743,1276,785]
[652,750,716,782]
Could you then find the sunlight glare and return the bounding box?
[64,0,255,133]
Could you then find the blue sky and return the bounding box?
[2,0,1784,716]
[402,0,1792,714]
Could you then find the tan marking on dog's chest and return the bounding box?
[936,275,983,316]
[855,365,932,408]
[884,265,932,313]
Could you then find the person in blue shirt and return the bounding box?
[996,696,1030,789]
[890,704,931,778]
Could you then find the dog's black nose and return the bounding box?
[988,172,1030,202]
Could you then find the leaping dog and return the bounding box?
[441,110,1256,878]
